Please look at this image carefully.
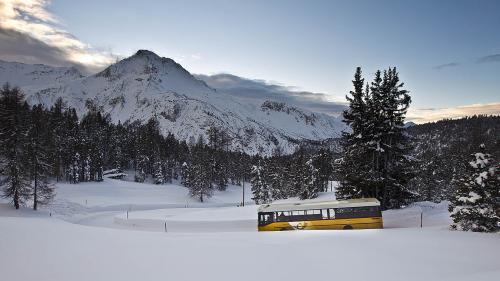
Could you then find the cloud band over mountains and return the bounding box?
[408,103,500,123]
[197,73,347,116]
[0,0,115,73]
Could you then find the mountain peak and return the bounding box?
[127,49,183,69]
[134,49,161,59]
[96,49,184,79]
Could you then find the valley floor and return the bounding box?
[0,179,499,281]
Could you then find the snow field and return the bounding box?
[1,215,499,281]
[1,180,499,281]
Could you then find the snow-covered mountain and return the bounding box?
[0,50,346,155]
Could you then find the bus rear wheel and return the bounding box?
[343,225,353,230]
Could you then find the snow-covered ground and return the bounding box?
[1,179,499,281]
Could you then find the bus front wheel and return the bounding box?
[343,225,353,230]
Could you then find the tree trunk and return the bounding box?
[14,188,20,209]
[33,173,38,211]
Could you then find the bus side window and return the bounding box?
[322,209,329,219]
[277,211,288,221]
[329,208,335,219]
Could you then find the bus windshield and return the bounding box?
[258,212,274,226]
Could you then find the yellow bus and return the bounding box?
[258,198,383,231]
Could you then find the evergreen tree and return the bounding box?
[48,98,66,181]
[336,67,414,209]
[162,160,173,184]
[83,156,91,182]
[153,160,164,184]
[207,126,229,191]
[135,154,148,183]
[0,85,32,209]
[289,148,309,197]
[450,145,499,232]
[374,68,414,208]
[181,161,191,187]
[313,149,333,192]
[188,136,213,202]
[298,158,321,200]
[267,157,288,200]
[336,67,371,200]
[27,104,55,210]
[69,153,81,184]
[250,160,271,204]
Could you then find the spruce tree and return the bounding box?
[336,67,370,200]
[84,156,91,182]
[268,157,288,200]
[162,160,173,184]
[153,160,164,184]
[49,98,66,181]
[450,145,499,232]
[312,149,333,192]
[69,153,81,184]
[298,158,321,200]
[135,154,148,183]
[0,85,32,209]
[374,68,414,208]
[188,136,213,202]
[337,67,414,209]
[181,161,191,187]
[250,160,271,204]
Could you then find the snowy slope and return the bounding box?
[0,60,84,105]
[0,51,346,155]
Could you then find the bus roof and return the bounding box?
[258,198,380,213]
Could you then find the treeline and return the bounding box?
[407,115,500,202]
[407,115,500,232]
[0,83,335,208]
[0,84,253,207]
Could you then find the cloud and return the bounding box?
[407,102,500,123]
[0,28,90,71]
[196,73,347,116]
[476,54,500,64]
[0,0,115,73]
[433,62,460,70]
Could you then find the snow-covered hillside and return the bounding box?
[0,60,83,95]
[0,51,347,155]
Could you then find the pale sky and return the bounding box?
[1,0,499,122]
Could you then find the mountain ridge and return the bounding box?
[0,51,347,155]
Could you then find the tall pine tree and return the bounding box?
[337,67,414,209]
